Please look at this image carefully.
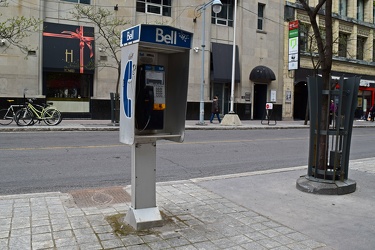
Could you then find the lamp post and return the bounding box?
[196,0,223,125]
[221,0,242,126]
[229,0,237,113]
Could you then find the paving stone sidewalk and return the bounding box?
[0,180,330,250]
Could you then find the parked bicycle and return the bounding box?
[0,100,24,125]
[15,98,62,126]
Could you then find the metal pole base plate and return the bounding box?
[221,113,242,126]
[124,206,163,230]
[296,175,356,195]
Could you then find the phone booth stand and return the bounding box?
[119,24,192,230]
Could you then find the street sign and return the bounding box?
[266,103,273,110]
[288,20,299,70]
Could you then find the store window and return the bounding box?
[211,0,234,27]
[136,0,172,17]
[45,72,92,100]
[257,3,265,31]
[61,0,90,4]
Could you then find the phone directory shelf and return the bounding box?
[134,133,182,142]
[119,24,193,230]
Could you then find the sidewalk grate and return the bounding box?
[68,186,131,207]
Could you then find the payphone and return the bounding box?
[135,64,165,130]
[120,24,192,230]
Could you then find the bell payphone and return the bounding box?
[120,24,192,230]
[135,64,165,130]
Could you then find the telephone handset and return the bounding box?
[135,65,165,130]
[143,85,154,117]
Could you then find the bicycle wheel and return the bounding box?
[15,108,34,126]
[0,109,13,125]
[43,108,62,126]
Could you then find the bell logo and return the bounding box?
[127,30,134,41]
[155,28,177,45]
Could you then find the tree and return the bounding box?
[71,5,130,122]
[299,0,332,172]
[0,0,41,53]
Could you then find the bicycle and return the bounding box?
[0,100,24,125]
[15,98,62,126]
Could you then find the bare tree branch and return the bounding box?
[0,14,41,54]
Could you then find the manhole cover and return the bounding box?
[69,186,131,207]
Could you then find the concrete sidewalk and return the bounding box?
[1,158,374,250]
[1,120,375,249]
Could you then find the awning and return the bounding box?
[249,65,276,83]
[211,42,240,83]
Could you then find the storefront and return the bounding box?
[357,81,375,119]
[294,68,375,120]
[43,22,95,117]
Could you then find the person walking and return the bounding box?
[329,100,335,125]
[210,96,221,123]
[370,104,375,122]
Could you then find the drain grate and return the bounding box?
[69,186,131,207]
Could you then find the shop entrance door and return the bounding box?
[212,83,230,114]
[253,84,267,120]
[294,81,308,120]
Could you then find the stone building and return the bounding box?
[0,0,287,120]
[285,0,375,120]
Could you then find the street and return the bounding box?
[0,127,375,195]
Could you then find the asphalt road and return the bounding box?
[0,128,375,195]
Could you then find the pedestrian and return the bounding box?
[210,96,221,123]
[370,104,375,122]
[329,100,335,125]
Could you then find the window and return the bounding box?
[211,0,233,27]
[339,0,347,16]
[373,40,375,62]
[338,33,348,57]
[61,0,90,4]
[357,36,366,60]
[257,3,265,30]
[299,24,309,52]
[136,0,172,17]
[357,0,364,21]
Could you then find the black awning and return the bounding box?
[249,65,276,83]
[211,42,240,83]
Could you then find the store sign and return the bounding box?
[43,22,95,74]
[288,20,299,70]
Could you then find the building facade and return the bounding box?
[0,0,286,120]
[285,0,375,120]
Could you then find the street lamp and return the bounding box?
[196,0,223,125]
[220,0,242,126]
[229,0,237,114]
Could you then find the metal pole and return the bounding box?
[229,0,237,113]
[198,5,207,125]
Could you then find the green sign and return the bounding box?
[289,29,299,38]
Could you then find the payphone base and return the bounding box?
[124,206,163,230]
